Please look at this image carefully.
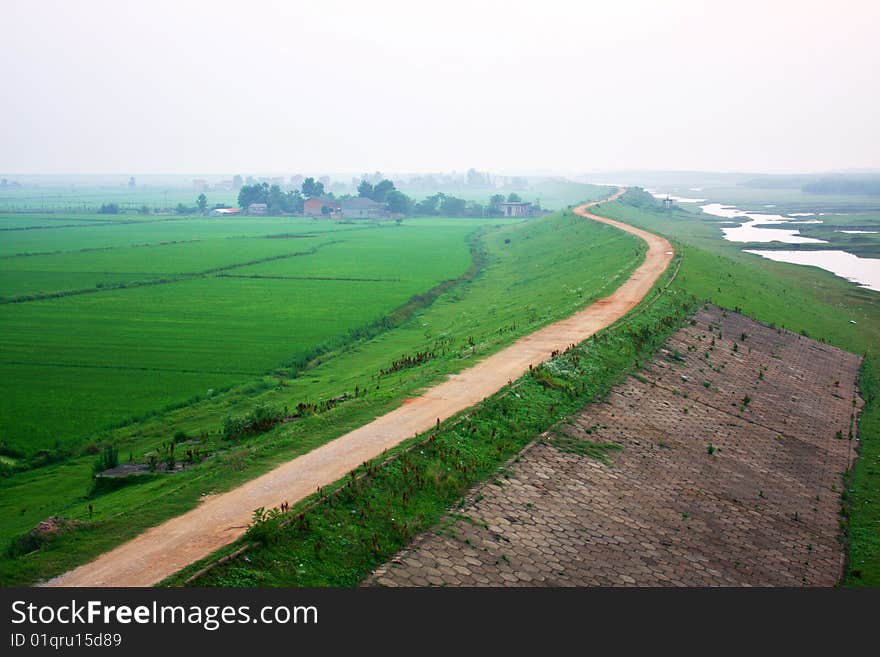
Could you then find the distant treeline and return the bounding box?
[235,176,536,217]
[742,175,880,196]
[802,179,880,195]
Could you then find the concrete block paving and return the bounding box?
[366,306,863,587]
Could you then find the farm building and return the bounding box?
[209,207,241,216]
[304,196,342,217]
[247,203,268,215]
[498,201,534,217]
[341,197,388,219]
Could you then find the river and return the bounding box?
[647,192,878,293]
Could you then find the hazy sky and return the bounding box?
[3,0,878,175]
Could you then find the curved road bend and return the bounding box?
[48,188,674,586]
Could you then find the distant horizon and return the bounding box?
[4,168,880,179]
[2,1,877,175]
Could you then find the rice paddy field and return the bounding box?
[0,183,649,584]
[1,215,476,459]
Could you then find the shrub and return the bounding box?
[245,506,284,545]
[92,445,118,476]
[221,403,286,441]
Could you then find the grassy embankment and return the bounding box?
[589,191,879,586]
[0,191,645,585]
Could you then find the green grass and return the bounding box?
[0,235,331,299]
[0,187,241,213]
[0,214,367,257]
[0,187,643,585]
[545,431,622,465]
[0,223,475,458]
[845,357,879,586]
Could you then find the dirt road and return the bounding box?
[48,188,674,587]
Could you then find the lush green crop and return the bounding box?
[0,221,478,459]
[0,214,364,257]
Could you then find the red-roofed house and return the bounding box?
[303,196,341,217]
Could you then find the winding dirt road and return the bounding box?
[48,188,674,587]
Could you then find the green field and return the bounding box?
[1,219,480,459]
[0,184,645,584]
[0,187,240,213]
[0,213,367,257]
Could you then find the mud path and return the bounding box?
[48,188,674,586]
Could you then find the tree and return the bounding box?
[507,192,522,203]
[465,201,485,217]
[301,177,324,198]
[357,179,374,198]
[488,194,505,215]
[385,189,412,214]
[285,189,305,214]
[440,195,467,216]
[196,193,208,214]
[268,185,286,213]
[238,183,269,209]
[415,193,442,215]
[372,179,395,203]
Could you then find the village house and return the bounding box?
[247,202,268,215]
[209,207,241,217]
[303,196,341,217]
[340,197,387,219]
[498,201,534,217]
